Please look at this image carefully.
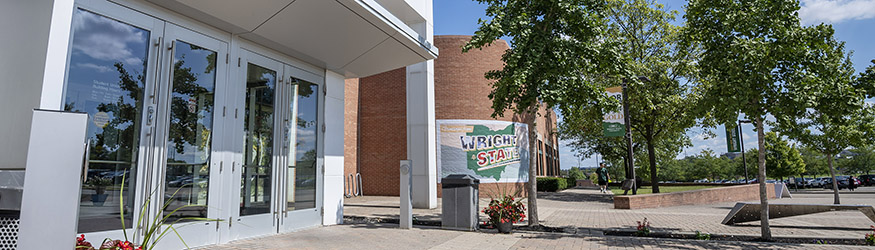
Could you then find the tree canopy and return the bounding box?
[763,132,805,180]
[682,0,826,240]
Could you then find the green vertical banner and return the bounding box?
[725,124,741,153]
[603,86,625,137]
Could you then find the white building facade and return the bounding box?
[0,0,437,249]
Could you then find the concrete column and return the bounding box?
[406,1,437,209]
[323,70,346,225]
[406,59,436,209]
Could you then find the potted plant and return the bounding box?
[87,177,113,206]
[481,195,525,233]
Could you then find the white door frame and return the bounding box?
[278,64,324,233]
[149,22,228,249]
[229,49,285,239]
[67,0,163,243]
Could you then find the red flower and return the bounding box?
[118,241,135,250]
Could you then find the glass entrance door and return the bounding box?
[67,6,162,240]
[66,2,227,248]
[231,51,323,238]
[149,23,228,249]
[231,50,284,239]
[278,67,323,233]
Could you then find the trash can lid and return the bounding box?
[442,174,480,185]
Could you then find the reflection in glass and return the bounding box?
[163,41,217,221]
[66,9,149,233]
[241,63,276,216]
[287,79,318,210]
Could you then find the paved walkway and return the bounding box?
[211,224,873,249]
[211,186,875,249]
[344,187,875,239]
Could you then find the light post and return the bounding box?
[739,119,751,184]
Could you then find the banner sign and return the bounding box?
[436,120,529,183]
[725,124,741,153]
[603,86,625,137]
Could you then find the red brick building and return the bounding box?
[344,35,560,197]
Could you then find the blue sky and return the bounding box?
[434,0,875,169]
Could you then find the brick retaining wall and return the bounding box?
[613,183,776,209]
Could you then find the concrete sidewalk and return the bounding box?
[211,187,875,249]
[210,224,872,249]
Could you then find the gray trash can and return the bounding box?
[441,174,479,231]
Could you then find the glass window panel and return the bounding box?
[163,41,217,221]
[240,63,276,216]
[287,78,318,211]
[66,9,149,233]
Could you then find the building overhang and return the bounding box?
[145,0,438,78]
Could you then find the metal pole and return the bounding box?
[622,81,636,195]
[739,120,749,184]
[400,160,413,229]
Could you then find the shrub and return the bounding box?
[866,226,875,246]
[566,177,577,188]
[537,177,567,192]
[695,231,711,240]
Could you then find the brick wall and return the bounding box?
[343,78,360,196]
[349,35,561,197]
[356,68,407,196]
[613,183,778,209]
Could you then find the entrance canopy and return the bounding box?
[146,0,438,77]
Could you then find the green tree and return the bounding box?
[683,0,827,239]
[568,167,587,180]
[603,0,697,193]
[464,0,626,226]
[764,132,805,181]
[838,146,875,175]
[799,146,827,177]
[772,30,875,204]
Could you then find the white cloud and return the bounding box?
[71,9,147,65]
[799,0,875,25]
[75,63,113,73]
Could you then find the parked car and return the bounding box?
[824,176,850,189]
[788,177,809,188]
[860,175,875,186]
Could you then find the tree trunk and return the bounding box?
[756,116,771,240]
[526,111,539,227]
[827,153,840,204]
[646,135,659,193]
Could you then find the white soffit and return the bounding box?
[144,0,438,78]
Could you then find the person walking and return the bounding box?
[849,176,858,191]
[597,163,610,194]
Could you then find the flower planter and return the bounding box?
[91,194,108,206]
[496,221,513,233]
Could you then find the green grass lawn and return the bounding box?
[610,185,719,195]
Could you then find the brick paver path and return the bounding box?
[344,186,875,239]
[210,186,875,249]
